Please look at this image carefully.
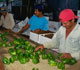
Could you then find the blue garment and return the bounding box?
[28,15,49,31]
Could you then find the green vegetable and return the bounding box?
[30,53,35,59]
[19,57,29,64]
[4,32,8,35]
[26,47,35,54]
[62,58,70,64]
[14,45,21,50]
[32,67,39,70]
[18,52,23,59]
[32,58,39,64]
[9,57,15,63]
[16,49,22,54]
[12,55,18,61]
[13,40,20,45]
[25,57,30,62]
[24,44,31,50]
[2,37,7,42]
[48,60,57,66]
[8,48,16,55]
[47,53,55,61]
[41,49,46,54]
[69,58,77,65]
[8,42,13,47]
[0,41,3,46]
[42,53,48,59]
[25,41,30,46]
[35,49,41,55]
[18,52,30,64]
[2,57,10,65]
[57,62,65,69]
[2,42,7,47]
[23,53,30,58]
[58,53,62,59]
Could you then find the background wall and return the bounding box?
[0,0,79,21]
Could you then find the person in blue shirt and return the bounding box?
[17,4,49,34]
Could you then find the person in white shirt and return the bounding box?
[0,7,15,32]
[35,9,80,60]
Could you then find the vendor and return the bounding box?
[0,7,15,32]
[35,9,80,60]
[17,4,49,34]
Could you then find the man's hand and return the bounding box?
[0,58,4,70]
[61,53,72,59]
[35,45,44,52]
[32,29,40,33]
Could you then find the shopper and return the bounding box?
[0,7,15,32]
[35,9,80,60]
[16,4,49,34]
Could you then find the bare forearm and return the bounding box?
[19,24,30,33]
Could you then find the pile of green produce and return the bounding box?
[0,32,9,47]
[58,53,77,65]
[0,32,77,70]
[57,53,77,69]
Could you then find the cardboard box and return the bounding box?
[38,33,54,44]
[49,21,61,32]
[30,31,54,43]
[30,32,39,43]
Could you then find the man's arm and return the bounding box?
[35,31,60,51]
[32,29,40,33]
[17,24,30,34]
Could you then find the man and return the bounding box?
[17,4,49,34]
[35,9,80,60]
[0,7,15,32]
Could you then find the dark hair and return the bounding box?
[75,19,78,23]
[34,4,44,13]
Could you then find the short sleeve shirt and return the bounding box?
[28,15,49,31]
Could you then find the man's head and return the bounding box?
[59,9,78,29]
[34,4,44,17]
[0,7,8,16]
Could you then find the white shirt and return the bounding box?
[0,12,15,30]
[43,23,80,60]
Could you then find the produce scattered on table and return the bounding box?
[0,32,77,70]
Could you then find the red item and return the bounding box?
[0,58,4,70]
[59,9,78,22]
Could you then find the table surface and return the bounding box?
[0,29,79,70]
